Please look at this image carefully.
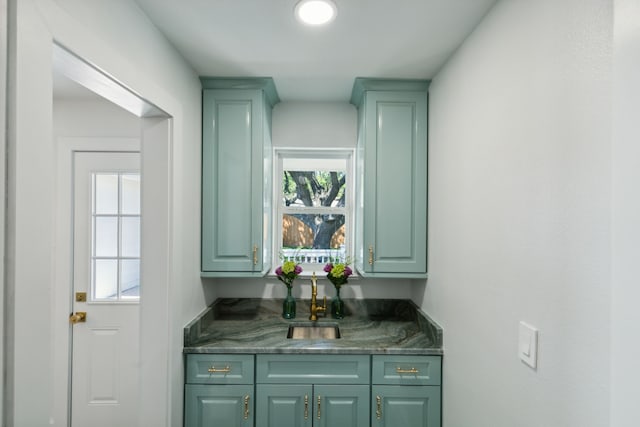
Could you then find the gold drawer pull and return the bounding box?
[396,367,419,374]
[368,246,374,265]
[317,395,321,420]
[376,395,382,420]
[304,395,309,419]
[207,365,231,374]
[253,245,258,265]
[243,395,250,420]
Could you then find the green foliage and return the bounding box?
[283,170,346,207]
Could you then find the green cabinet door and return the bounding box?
[256,384,369,427]
[371,385,441,427]
[351,79,430,278]
[256,384,313,427]
[185,384,254,427]
[201,78,278,277]
[315,384,369,427]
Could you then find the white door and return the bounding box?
[71,151,141,426]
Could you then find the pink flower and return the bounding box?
[275,261,302,288]
[323,263,333,273]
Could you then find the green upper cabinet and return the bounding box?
[201,78,279,277]
[351,78,430,278]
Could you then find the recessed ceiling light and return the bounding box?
[295,0,337,26]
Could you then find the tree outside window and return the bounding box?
[277,151,352,267]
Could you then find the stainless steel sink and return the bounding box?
[287,324,341,340]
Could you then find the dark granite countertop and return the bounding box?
[184,298,443,355]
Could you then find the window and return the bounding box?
[91,172,141,300]
[275,149,354,273]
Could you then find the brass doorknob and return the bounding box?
[69,312,86,324]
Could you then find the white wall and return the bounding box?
[53,97,142,137]
[7,0,203,425]
[273,102,357,149]
[211,101,414,301]
[611,0,640,425]
[418,1,612,426]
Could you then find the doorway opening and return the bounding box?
[52,43,173,426]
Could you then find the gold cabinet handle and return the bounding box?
[207,365,231,374]
[317,395,321,420]
[69,312,86,324]
[396,367,419,374]
[253,245,258,265]
[368,246,374,265]
[376,395,382,420]
[304,395,309,419]
[243,395,250,420]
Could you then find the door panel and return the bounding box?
[71,152,140,427]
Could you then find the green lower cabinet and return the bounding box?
[256,384,311,427]
[185,384,254,427]
[256,384,369,427]
[185,354,442,427]
[315,385,369,427]
[371,385,441,427]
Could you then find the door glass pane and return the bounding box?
[94,217,118,257]
[120,260,140,299]
[121,174,140,215]
[121,217,140,257]
[91,171,141,302]
[94,259,118,300]
[95,174,118,214]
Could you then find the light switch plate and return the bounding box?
[519,321,538,369]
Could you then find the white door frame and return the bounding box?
[51,46,174,426]
[138,117,174,427]
[53,137,141,425]
[0,0,8,423]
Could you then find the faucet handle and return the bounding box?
[317,296,327,315]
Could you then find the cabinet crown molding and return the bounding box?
[350,77,431,106]
[200,77,280,107]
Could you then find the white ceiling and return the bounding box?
[53,0,497,103]
[133,0,497,102]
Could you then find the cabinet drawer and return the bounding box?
[256,354,370,384]
[186,354,255,384]
[372,355,441,386]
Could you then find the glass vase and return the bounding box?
[282,286,296,319]
[331,285,345,319]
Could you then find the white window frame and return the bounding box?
[273,148,355,276]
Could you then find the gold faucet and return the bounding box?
[309,272,327,321]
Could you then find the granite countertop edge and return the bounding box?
[183,298,444,356]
